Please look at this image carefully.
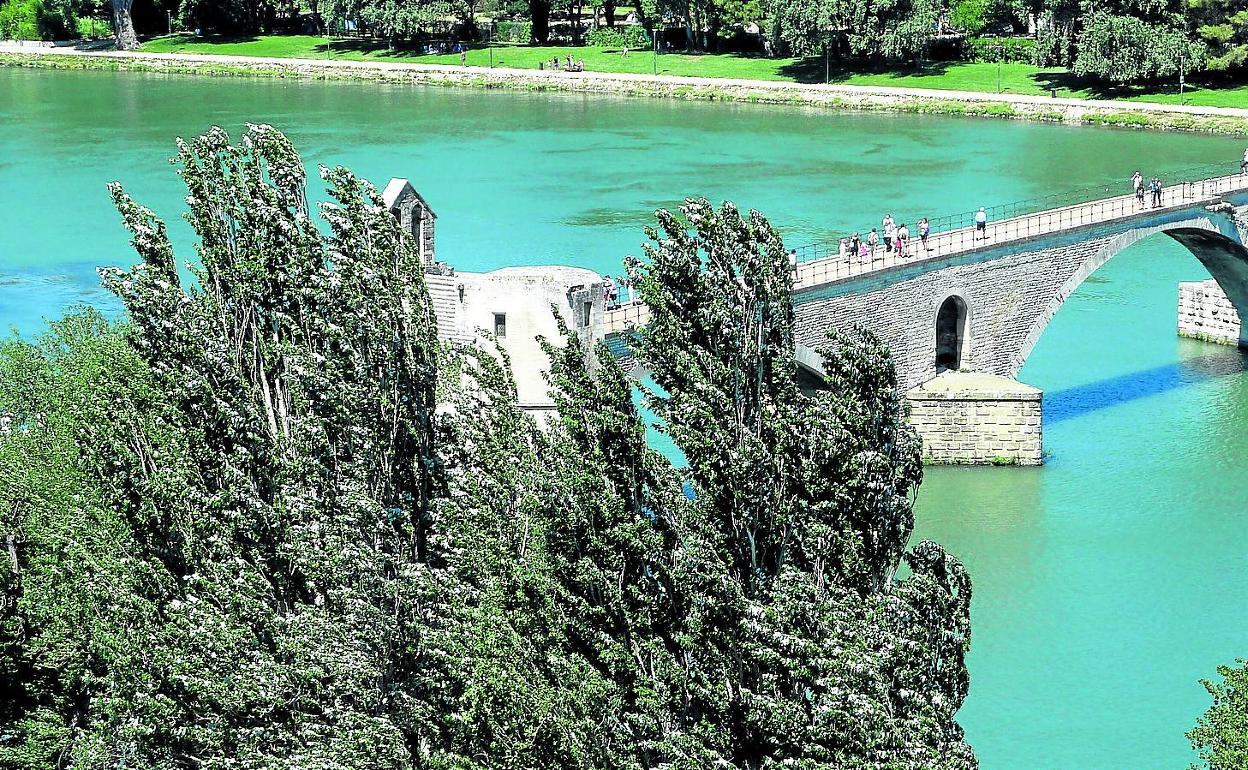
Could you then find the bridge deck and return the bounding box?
[602,171,1248,335]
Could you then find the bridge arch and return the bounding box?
[1010,209,1248,376]
[935,294,970,372]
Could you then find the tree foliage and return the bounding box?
[1190,659,1248,770]
[0,125,975,770]
[1073,11,1203,82]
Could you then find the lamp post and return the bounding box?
[997,44,1002,93]
[489,22,494,68]
[653,28,658,75]
[1179,49,1186,103]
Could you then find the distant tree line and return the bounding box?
[7,0,1248,83]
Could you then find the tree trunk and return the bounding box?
[530,0,551,43]
[571,0,584,44]
[603,0,615,27]
[112,0,138,49]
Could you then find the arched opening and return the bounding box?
[935,295,967,372]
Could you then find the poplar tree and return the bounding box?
[0,127,975,770]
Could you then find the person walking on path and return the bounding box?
[974,207,988,240]
[1132,171,1144,207]
[919,218,931,251]
[867,228,879,257]
[882,214,896,253]
[602,274,616,308]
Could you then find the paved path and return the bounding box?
[603,170,1248,333]
[6,43,1248,119]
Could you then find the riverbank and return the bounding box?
[6,45,1248,134]
[140,34,1248,109]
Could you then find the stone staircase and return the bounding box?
[427,273,472,345]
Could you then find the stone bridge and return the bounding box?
[599,170,1248,464]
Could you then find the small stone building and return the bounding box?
[382,177,607,415]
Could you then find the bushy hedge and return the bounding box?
[965,35,1036,63]
[494,20,531,43]
[0,0,74,40]
[586,24,648,49]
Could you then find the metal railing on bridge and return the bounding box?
[601,163,1248,331]
[789,163,1248,289]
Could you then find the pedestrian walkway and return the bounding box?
[604,168,1248,334]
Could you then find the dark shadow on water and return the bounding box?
[1045,351,1248,425]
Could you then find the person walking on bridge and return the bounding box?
[1241,148,1248,173]
[1132,171,1144,208]
[918,218,931,252]
[896,222,911,258]
[974,207,988,240]
[867,228,879,258]
[882,214,896,253]
[1150,177,1163,208]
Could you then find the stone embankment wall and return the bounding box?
[7,48,1248,134]
[1178,279,1242,345]
[905,372,1043,466]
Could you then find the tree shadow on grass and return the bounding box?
[778,58,963,85]
[165,33,263,46]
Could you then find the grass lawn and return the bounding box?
[140,34,1248,109]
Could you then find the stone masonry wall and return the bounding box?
[792,207,1246,392]
[1178,279,1241,345]
[793,236,1112,392]
[906,373,1043,465]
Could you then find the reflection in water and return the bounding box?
[1046,351,1248,424]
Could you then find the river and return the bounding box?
[2,66,1246,769]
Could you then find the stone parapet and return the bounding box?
[1178,279,1241,346]
[906,371,1043,466]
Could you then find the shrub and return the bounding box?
[621,24,648,48]
[965,35,1036,63]
[587,25,623,47]
[0,0,75,40]
[493,20,530,43]
[587,24,648,49]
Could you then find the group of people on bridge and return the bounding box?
[1131,171,1165,209]
[834,214,936,263]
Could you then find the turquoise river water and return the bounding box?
[2,66,1246,769]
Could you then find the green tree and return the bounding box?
[774,0,941,60]
[1189,659,1248,770]
[620,198,976,767]
[1073,11,1203,82]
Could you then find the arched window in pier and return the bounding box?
[935,295,967,372]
